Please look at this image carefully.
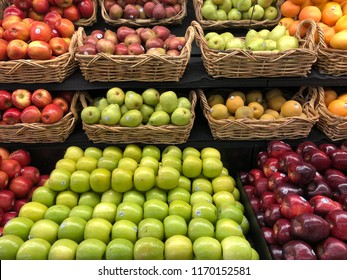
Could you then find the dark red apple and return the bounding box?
[260,191,277,210]
[319,143,338,155]
[267,172,288,191]
[280,193,313,219]
[255,211,265,227]
[8,175,33,199]
[256,150,269,169]
[278,151,303,173]
[340,141,347,151]
[262,227,277,245]
[309,195,343,216]
[0,170,9,190]
[0,190,15,212]
[325,210,347,240]
[268,245,284,260]
[243,185,257,198]
[273,218,293,245]
[329,149,347,171]
[254,177,269,196]
[264,203,283,227]
[9,149,31,167]
[306,178,333,199]
[282,240,317,260]
[273,182,304,203]
[239,171,249,185]
[12,198,28,213]
[41,103,64,124]
[37,174,50,187]
[287,161,316,185]
[249,196,261,213]
[2,107,22,125]
[295,141,318,155]
[247,168,265,185]
[0,159,22,179]
[302,149,331,172]
[263,157,279,178]
[0,90,13,111]
[316,237,347,260]
[20,166,41,185]
[338,193,347,210]
[324,168,347,191]
[0,211,17,227]
[267,140,292,158]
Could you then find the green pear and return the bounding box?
[248,4,264,20]
[81,106,101,124]
[264,6,278,20]
[142,88,160,106]
[155,103,164,111]
[171,108,192,126]
[258,29,271,40]
[276,35,299,51]
[205,32,219,42]
[228,8,242,20]
[177,97,192,110]
[269,25,287,41]
[120,104,129,115]
[225,38,245,50]
[218,0,233,13]
[257,0,273,8]
[106,87,125,105]
[100,104,121,125]
[147,111,170,126]
[201,3,218,20]
[232,0,252,12]
[140,104,155,123]
[264,39,277,50]
[216,9,228,20]
[119,109,143,127]
[207,34,226,50]
[96,97,109,112]
[242,11,250,19]
[245,29,260,46]
[159,91,178,114]
[246,37,266,51]
[125,91,143,110]
[220,32,234,44]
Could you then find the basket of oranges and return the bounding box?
[315,87,347,141]
[198,86,319,140]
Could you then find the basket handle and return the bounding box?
[296,18,318,51]
[191,20,206,54]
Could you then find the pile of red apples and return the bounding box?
[77,25,186,56]
[240,140,347,260]
[104,0,183,20]
[0,147,49,235]
[0,89,73,125]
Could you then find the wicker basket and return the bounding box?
[75,25,194,82]
[192,20,318,78]
[193,0,282,30]
[99,0,187,27]
[0,92,81,143]
[0,32,78,83]
[315,87,347,141]
[75,0,98,26]
[79,90,197,144]
[199,87,319,140]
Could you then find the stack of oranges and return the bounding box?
[279,0,347,49]
[324,88,347,116]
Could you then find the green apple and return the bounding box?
[3,217,34,241]
[202,157,223,178]
[106,87,125,105]
[70,170,91,193]
[228,8,242,20]
[98,156,119,172]
[122,190,145,207]
[138,218,164,240]
[213,190,236,208]
[192,201,218,224]
[182,155,202,178]
[221,167,229,176]
[142,88,160,106]
[192,177,213,194]
[84,217,112,244]
[163,215,187,239]
[101,189,123,205]
[44,205,71,225]
[103,146,123,161]
[156,166,180,190]
[201,3,218,20]
[145,187,167,202]
[233,187,240,201]
[55,158,76,174]
[168,200,192,223]
[16,238,51,260]
[215,218,244,242]
[76,238,106,260]
[116,202,143,225]
[161,154,182,172]
[134,237,164,260]
[84,147,103,160]
[240,215,250,235]
[212,175,235,193]
[18,201,48,222]
[81,106,101,124]
[78,191,101,208]
[161,145,182,160]
[217,202,243,223]
[69,204,93,221]
[193,236,222,260]
[190,191,213,206]
[0,235,24,259]
[90,168,111,193]
[221,236,252,260]
[167,187,190,204]
[111,168,133,193]
[251,248,260,260]
[56,190,79,209]
[106,238,134,260]
[100,104,121,125]
[177,175,191,192]
[125,90,143,110]
[117,157,138,173]
[111,220,138,244]
[48,168,71,192]
[143,198,168,221]
[133,166,156,192]
[31,186,57,207]
[92,202,117,223]
[28,219,59,245]
[188,218,214,242]
[142,145,161,160]
[64,146,84,162]
[48,239,78,260]
[177,96,191,109]
[200,147,221,160]
[235,200,245,213]
[76,156,98,173]
[182,147,200,160]
[165,235,193,260]
[139,156,159,174]
[58,216,87,243]
[123,144,142,163]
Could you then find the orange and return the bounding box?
[311,0,329,8]
[298,5,322,22]
[328,99,347,116]
[330,30,347,49]
[226,95,244,114]
[300,0,315,8]
[290,0,306,5]
[316,22,336,46]
[280,100,303,117]
[342,1,347,15]
[321,2,343,27]
[334,14,347,32]
[281,1,301,18]
[279,17,295,29]
[288,20,308,37]
[324,89,338,106]
[267,95,287,112]
[337,93,347,101]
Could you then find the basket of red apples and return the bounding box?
[99,0,187,27]
[75,24,193,82]
[240,140,347,260]
[0,146,49,236]
[0,89,80,143]
[0,4,79,83]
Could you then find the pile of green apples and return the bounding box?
[0,144,260,260]
[201,0,278,21]
[81,87,192,127]
[205,25,299,51]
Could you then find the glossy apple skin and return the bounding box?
[273,182,304,204]
[27,41,53,60]
[268,245,284,260]
[302,149,331,172]
[0,90,13,110]
[41,103,64,124]
[266,172,288,191]
[280,193,313,219]
[282,240,317,260]
[0,190,15,212]
[262,158,279,178]
[324,169,347,191]
[264,203,283,227]
[247,169,265,186]
[0,159,22,179]
[309,195,343,216]
[316,237,347,260]
[9,149,31,167]
[278,151,303,173]
[20,105,42,123]
[306,179,333,199]
[52,97,69,114]
[329,149,347,172]
[262,227,277,245]
[273,218,293,245]
[296,141,318,156]
[287,161,316,185]
[325,210,347,240]
[260,191,277,210]
[9,175,33,199]
[267,140,292,158]
[31,89,52,108]
[257,151,269,169]
[319,143,338,156]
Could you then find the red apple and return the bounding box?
[3,21,30,42]
[56,91,74,105]
[32,0,50,14]
[44,11,62,29]
[260,191,277,210]
[269,245,284,260]
[296,141,318,155]
[0,211,17,227]
[1,15,22,30]
[20,105,42,123]
[9,175,33,199]
[319,143,338,155]
[27,8,45,21]
[3,5,26,19]
[30,21,52,42]
[249,196,261,213]
[55,18,75,38]
[287,161,316,185]
[256,150,269,169]
[256,211,265,227]
[2,108,22,125]
[0,148,10,160]
[63,4,81,22]
[264,203,283,227]
[329,149,347,171]
[324,168,347,191]
[127,43,145,55]
[278,151,303,173]
[273,182,305,203]
[263,157,279,178]
[306,178,333,199]
[0,90,13,110]
[55,0,73,8]
[20,166,41,185]
[6,39,28,60]
[262,227,277,245]
[282,240,317,260]
[309,195,343,216]
[0,190,15,212]
[77,43,97,55]
[78,0,94,18]
[83,35,99,45]
[27,40,53,60]
[273,218,293,245]
[267,172,288,191]
[13,0,32,10]
[37,174,50,187]
[243,185,257,198]
[11,89,31,110]
[41,103,64,124]
[52,97,69,114]
[13,198,28,213]
[254,177,269,196]
[280,193,313,219]
[247,168,265,185]
[325,209,347,240]
[31,89,52,108]
[316,237,347,260]
[0,170,9,190]
[339,193,347,210]
[302,149,331,172]
[49,37,69,56]
[9,149,31,167]
[0,39,8,61]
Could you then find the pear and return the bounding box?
[220,32,234,44]
[245,29,260,46]
[246,37,266,51]
[228,8,242,20]
[257,0,273,9]
[219,0,233,13]
[264,39,277,51]
[276,35,299,51]
[140,104,155,123]
[142,88,160,106]
[100,104,121,125]
[120,104,129,115]
[258,29,271,40]
[119,109,143,127]
[269,25,287,41]
[159,91,178,113]
[225,38,245,50]
[124,90,143,110]
[171,108,192,126]
[147,111,171,126]
[177,97,192,110]
[96,97,109,112]
[216,9,228,20]
[248,4,265,20]
[232,0,252,12]
[201,3,218,20]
